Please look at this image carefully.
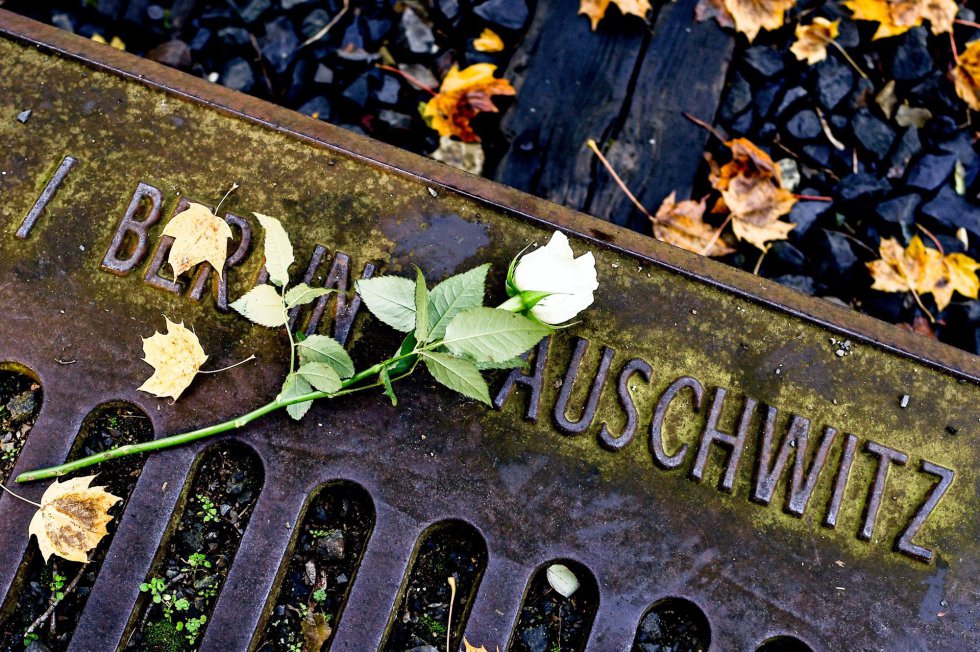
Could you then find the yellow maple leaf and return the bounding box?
[721,0,797,42]
[866,236,969,309]
[463,639,500,652]
[653,192,736,257]
[844,0,957,40]
[579,0,652,30]
[951,39,980,111]
[422,64,516,143]
[473,28,504,53]
[695,0,736,29]
[934,252,980,310]
[790,18,840,64]
[161,202,233,279]
[29,476,121,563]
[708,138,797,251]
[137,317,208,401]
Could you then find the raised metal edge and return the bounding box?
[0,9,977,383]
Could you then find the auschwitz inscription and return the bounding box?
[11,156,956,565]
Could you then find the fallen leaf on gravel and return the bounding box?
[709,138,796,251]
[951,39,980,111]
[422,64,515,143]
[463,639,500,652]
[473,28,504,52]
[301,612,332,651]
[137,317,208,400]
[161,202,233,279]
[29,476,121,563]
[866,236,978,310]
[790,17,840,64]
[431,135,485,175]
[579,0,652,30]
[697,0,796,41]
[844,0,957,39]
[653,192,736,257]
[695,0,735,29]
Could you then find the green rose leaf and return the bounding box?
[284,283,334,309]
[442,307,552,363]
[427,263,489,341]
[475,356,527,371]
[422,351,490,405]
[278,373,313,421]
[230,284,287,327]
[380,367,397,406]
[254,213,294,287]
[355,276,417,333]
[296,335,355,378]
[297,362,342,394]
[414,267,430,343]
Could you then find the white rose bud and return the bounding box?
[512,231,598,324]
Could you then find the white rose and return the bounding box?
[512,231,598,324]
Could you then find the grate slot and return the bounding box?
[508,559,599,652]
[0,402,152,651]
[254,480,375,652]
[0,366,41,485]
[122,443,264,651]
[756,635,814,652]
[631,597,711,652]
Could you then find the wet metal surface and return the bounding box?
[0,10,977,652]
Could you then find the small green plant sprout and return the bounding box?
[186,552,211,569]
[181,615,207,644]
[22,631,39,647]
[195,494,218,523]
[17,228,598,483]
[49,571,67,601]
[419,613,447,637]
[139,576,187,620]
[312,588,327,603]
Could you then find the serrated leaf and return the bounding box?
[285,283,334,309]
[231,284,287,327]
[355,276,417,332]
[29,476,121,563]
[475,356,526,371]
[254,212,293,286]
[278,373,313,420]
[137,317,208,401]
[414,267,430,343]
[296,335,355,378]
[161,203,233,279]
[298,362,342,394]
[380,367,397,406]
[428,264,489,341]
[443,307,551,363]
[422,351,490,405]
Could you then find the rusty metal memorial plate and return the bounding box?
[0,11,977,652]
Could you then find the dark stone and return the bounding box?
[754,82,782,119]
[816,56,853,110]
[314,529,346,559]
[769,240,806,272]
[774,274,817,295]
[169,0,197,29]
[742,46,784,78]
[301,9,330,38]
[94,0,124,20]
[218,26,251,47]
[788,200,831,237]
[802,143,832,168]
[852,109,895,160]
[474,0,530,31]
[921,185,980,237]
[402,8,435,54]
[234,0,272,24]
[848,77,875,112]
[364,17,393,45]
[5,390,37,422]
[378,109,414,130]
[51,12,75,32]
[786,110,822,141]
[814,231,859,281]
[145,4,165,21]
[260,16,300,74]
[892,28,932,81]
[835,18,860,48]
[282,0,318,9]
[835,173,891,202]
[520,624,548,652]
[15,109,31,124]
[730,109,753,135]
[435,0,461,24]
[887,127,922,179]
[720,73,752,123]
[758,121,778,141]
[340,14,367,51]
[313,64,334,85]
[909,72,960,113]
[906,153,957,191]
[861,290,905,324]
[123,0,150,24]
[221,57,255,92]
[375,75,401,105]
[146,40,193,69]
[189,28,211,52]
[876,195,920,225]
[776,86,807,117]
[342,72,374,107]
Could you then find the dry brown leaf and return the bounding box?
[137,317,208,401]
[709,138,797,250]
[653,192,736,257]
[695,0,736,28]
[161,202,233,279]
[579,0,652,30]
[29,476,121,563]
[463,639,500,652]
[723,0,797,42]
[473,28,504,53]
[951,39,980,111]
[864,235,975,308]
[790,18,840,64]
[302,612,333,650]
[900,313,937,338]
[844,0,957,39]
[422,64,515,143]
